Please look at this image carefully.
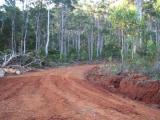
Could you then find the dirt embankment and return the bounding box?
[86,66,160,106]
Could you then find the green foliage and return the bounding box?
[48,50,61,61]
[146,40,157,58]
[0,0,160,79]
[103,37,121,59]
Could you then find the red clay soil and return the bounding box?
[87,66,160,106]
[0,65,160,120]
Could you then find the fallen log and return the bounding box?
[2,54,19,67]
[3,68,21,75]
[0,66,35,77]
[0,68,5,78]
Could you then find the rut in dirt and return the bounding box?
[0,65,160,120]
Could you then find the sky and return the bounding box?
[0,0,101,6]
[0,0,117,8]
[0,0,23,9]
[0,0,5,6]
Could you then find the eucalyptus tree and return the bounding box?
[0,10,5,33]
[0,0,160,66]
[75,1,100,60]
[59,5,65,59]
[20,0,30,54]
[53,0,78,59]
[4,0,16,54]
[135,0,143,48]
[29,0,51,55]
[95,1,108,57]
[0,9,7,50]
[135,0,143,21]
[45,1,55,56]
[66,8,88,59]
[143,0,160,60]
[34,0,43,53]
[109,2,138,67]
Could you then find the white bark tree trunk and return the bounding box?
[100,35,104,55]
[11,0,16,54]
[135,0,143,21]
[11,19,15,54]
[35,12,40,52]
[45,8,50,56]
[135,0,143,47]
[96,18,100,57]
[60,7,64,58]
[77,30,81,59]
[87,33,91,60]
[23,11,29,54]
[121,29,124,67]
[90,25,94,61]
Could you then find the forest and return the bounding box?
[0,0,160,75]
[0,0,160,120]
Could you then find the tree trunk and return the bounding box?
[60,7,64,59]
[121,29,124,69]
[87,33,91,61]
[135,0,143,21]
[96,18,100,57]
[91,25,94,61]
[23,10,29,54]
[100,35,104,55]
[77,30,81,59]
[11,18,16,54]
[21,0,25,55]
[10,0,16,54]
[35,1,42,54]
[135,0,143,48]
[67,31,70,54]
[35,12,40,53]
[45,8,50,56]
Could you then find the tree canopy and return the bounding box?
[0,0,160,77]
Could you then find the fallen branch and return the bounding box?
[1,54,20,67]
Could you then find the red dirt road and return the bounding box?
[0,65,160,120]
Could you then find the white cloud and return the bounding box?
[0,0,5,6]
[0,0,23,10]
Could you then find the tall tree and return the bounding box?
[5,0,17,54]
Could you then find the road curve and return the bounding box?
[0,65,160,120]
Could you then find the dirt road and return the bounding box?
[0,65,160,120]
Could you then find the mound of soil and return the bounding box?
[86,66,160,106]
